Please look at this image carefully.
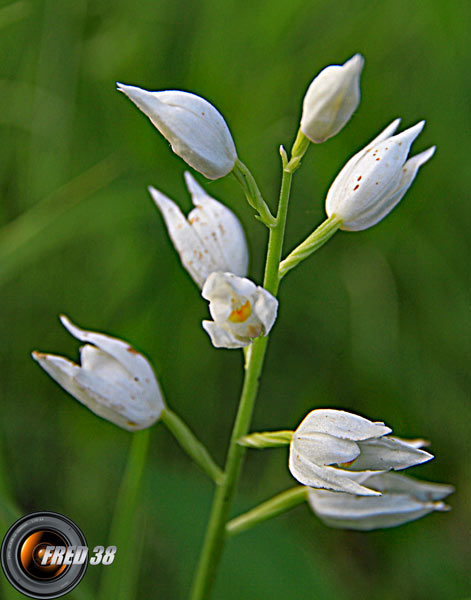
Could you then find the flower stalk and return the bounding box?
[232,159,276,227]
[279,215,341,278]
[161,408,223,484]
[226,486,308,537]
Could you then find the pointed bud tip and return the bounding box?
[147,185,169,206]
[183,170,198,190]
[116,82,130,94]
[59,314,72,328]
[347,53,365,70]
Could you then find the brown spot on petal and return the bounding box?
[353,184,360,191]
[357,176,362,181]
[127,420,137,427]
[376,158,381,161]
[127,346,139,354]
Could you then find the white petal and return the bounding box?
[344,146,436,231]
[202,320,248,349]
[295,409,391,442]
[201,272,236,321]
[289,448,381,495]
[32,352,82,401]
[308,487,447,530]
[184,172,248,277]
[75,368,160,430]
[149,185,217,287]
[202,272,257,322]
[328,121,425,225]
[32,352,159,431]
[60,317,158,389]
[325,119,402,208]
[353,436,433,471]
[223,271,258,298]
[253,286,278,335]
[80,344,130,380]
[292,432,360,466]
[365,472,454,502]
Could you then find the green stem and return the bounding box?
[161,408,223,484]
[287,129,310,172]
[189,155,295,600]
[226,486,308,537]
[279,215,341,278]
[98,430,150,600]
[263,165,293,293]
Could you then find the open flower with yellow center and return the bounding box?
[289,409,433,495]
[202,272,278,349]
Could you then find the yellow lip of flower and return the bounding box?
[228,300,252,323]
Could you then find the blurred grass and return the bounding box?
[0,0,469,598]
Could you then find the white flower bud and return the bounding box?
[326,119,435,231]
[117,83,237,179]
[32,316,165,431]
[307,472,454,530]
[289,409,433,496]
[300,53,364,143]
[149,172,248,288]
[202,272,278,349]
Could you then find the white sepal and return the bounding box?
[307,471,453,530]
[326,119,435,231]
[300,53,364,143]
[149,172,248,288]
[289,409,433,495]
[32,316,165,431]
[201,272,278,349]
[117,83,237,179]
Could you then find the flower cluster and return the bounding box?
[31,52,451,545]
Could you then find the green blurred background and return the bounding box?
[1,0,469,598]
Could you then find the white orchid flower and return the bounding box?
[202,272,278,349]
[326,119,435,231]
[32,316,165,431]
[117,83,237,180]
[300,53,364,144]
[307,471,454,530]
[289,409,433,496]
[149,172,248,288]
